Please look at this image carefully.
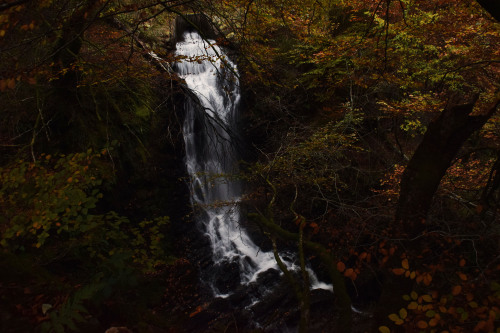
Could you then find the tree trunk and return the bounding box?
[52,0,101,91]
[396,96,499,236]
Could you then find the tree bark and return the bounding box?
[52,0,101,91]
[396,96,499,235]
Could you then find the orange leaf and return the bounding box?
[417,320,428,329]
[423,273,432,286]
[344,268,357,280]
[459,259,466,267]
[473,320,487,332]
[451,285,462,296]
[189,305,205,317]
[344,268,354,277]
[7,78,15,89]
[457,272,467,281]
[402,259,409,270]
[393,268,405,275]
[337,261,346,273]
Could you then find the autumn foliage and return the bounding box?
[1,0,499,332]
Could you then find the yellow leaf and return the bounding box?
[0,30,5,37]
[422,294,432,302]
[378,326,390,333]
[408,302,418,310]
[388,313,400,322]
[410,271,416,279]
[399,308,408,320]
[411,291,418,300]
[402,258,409,270]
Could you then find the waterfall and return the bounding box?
[175,31,331,298]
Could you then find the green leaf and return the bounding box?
[41,304,52,314]
[425,310,436,318]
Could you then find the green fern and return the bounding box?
[40,282,103,333]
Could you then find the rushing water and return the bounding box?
[175,31,331,298]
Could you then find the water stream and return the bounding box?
[175,31,331,298]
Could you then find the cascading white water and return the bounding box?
[175,31,331,297]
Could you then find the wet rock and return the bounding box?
[211,260,241,295]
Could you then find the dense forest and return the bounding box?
[0,0,499,332]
